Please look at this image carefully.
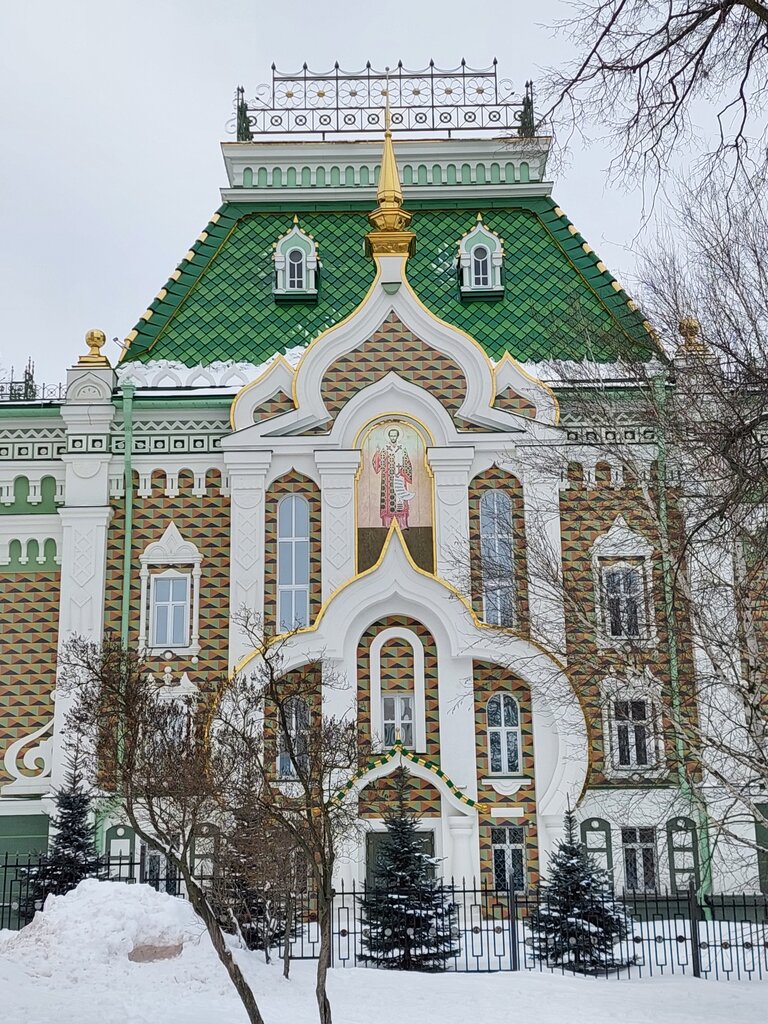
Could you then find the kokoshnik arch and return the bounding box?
[0,61,761,896]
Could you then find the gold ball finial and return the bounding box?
[78,328,111,367]
[677,316,706,355]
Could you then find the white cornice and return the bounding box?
[221,182,554,203]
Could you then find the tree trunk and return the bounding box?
[283,893,294,979]
[185,878,266,1024]
[315,895,333,1024]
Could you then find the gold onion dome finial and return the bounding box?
[77,328,111,367]
[677,316,707,355]
[366,73,415,254]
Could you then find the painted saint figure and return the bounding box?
[372,427,415,529]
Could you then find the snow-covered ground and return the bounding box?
[0,880,763,1024]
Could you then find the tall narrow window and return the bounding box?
[613,699,655,769]
[287,249,305,290]
[151,574,190,648]
[472,245,490,287]
[602,564,643,638]
[382,693,414,747]
[480,489,515,626]
[667,818,699,892]
[278,697,310,779]
[487,694,521,775]
[277,495,310,629]
[622,827,658,891]
[491,825,526,891]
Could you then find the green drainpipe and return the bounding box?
[96,383,135,854]
[120,384,135,647]
[653,371,713,899]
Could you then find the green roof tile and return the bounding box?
[121,197,655,367]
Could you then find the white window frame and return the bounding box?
[600,670,664,779]
[149,569,191,649]
[369,627,427,752]
[479,488,515,626]
[458,219,504,294]
[621,826,659,892]
[277,696,310,779]
[486,693,522,777]
[286,248,306,290]
[273,224,318,296]
[490,824,526,891]
[277,493,311,630]
[139,521,201,655]
[591,516,657,649]
[381,692,415,748]
[471,244,491,288]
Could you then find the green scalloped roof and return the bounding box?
[121,197,655,367]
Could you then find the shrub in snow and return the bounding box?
[359,767,459,971]
[527,808,635,974]
[21,759,104,922]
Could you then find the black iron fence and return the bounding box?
[2,854,766,980]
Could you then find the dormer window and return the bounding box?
[458,216,504,300]
[273,222,318,303]
[591,516,657,649]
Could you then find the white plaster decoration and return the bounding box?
[224,450,273,669]
[369,627,426,752]
[1,719,53,796]
[0,465,66,507]
[447,816,478,882]
[490,807,525,818]
[494,354,558,425]
[314,449,361,599]
[156,670,199,701]
[116,353,306,392]
[427,446,475,591]
[273,223,319,298]
[591,515,658,649]
[458,219,504,296]
[138,522,202,655]
[482,777,532,798]
[520,463,567,659]
[0,514,61,566]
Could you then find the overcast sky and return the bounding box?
[1,0,662,382]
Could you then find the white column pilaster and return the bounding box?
[521,464,566,660]
[315,449,360,599]
[224,451,273,670]
[427,446,475,590]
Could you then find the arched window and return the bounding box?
[472,245,490,288]
[486,694,521,775]
[287,248,305,290]
[278,696,310,778]
[277,495,310,629]
[480,489,515,626]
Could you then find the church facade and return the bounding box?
[0,64,762,896]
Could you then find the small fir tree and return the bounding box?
[22,756,102,920]
[359,767,459,971]
[527,807,635,974]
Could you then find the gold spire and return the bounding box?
[366,72,415,256]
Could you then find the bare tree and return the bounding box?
[216,612,363,1024]
[61,633,267,1024]
[542,1,768,195]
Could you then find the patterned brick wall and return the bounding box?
[359,772,442,819]
[103,469,230,687]
[559,468,700,787]
[468,466,530,634]
[473,661,540,887]
[321,313,467,422]
[263,470,322,630]
[0,571,59,785]
[252,389,295,424]
[357,616,441,817]
[493,387,536,419]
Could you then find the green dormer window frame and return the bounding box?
[457,217,505,302]
[273,222,319,304]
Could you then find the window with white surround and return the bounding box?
[458,216,504,297]
[491,825,526,891]
[480,488,515,626]
[600,670,664,778]
[382,693,414,748]
[486,693,521,775]
[273,222,318,300]
[622,826,658,891]
[139,522,201,655]
[591,516,656,648]
[151,572,190,648]
[278,696,310,779]
[277,494,310,629]
[287,248,305,290]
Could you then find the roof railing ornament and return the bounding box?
[232,60,533,141]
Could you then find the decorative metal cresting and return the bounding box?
[234,61,536,140]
